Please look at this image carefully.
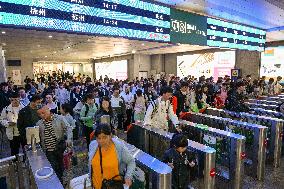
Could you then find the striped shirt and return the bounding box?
[44,119,57,152]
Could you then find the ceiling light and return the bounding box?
[2,43,6,46]
[53,51,57,53]
[67,46,71,49]
[132,50,136,53]
[48,35,53,38]
[37,45,41,47]
[45,56,47,58]
[1,31,6,34]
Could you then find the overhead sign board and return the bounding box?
[170,8,207,45]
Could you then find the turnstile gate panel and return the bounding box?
[245,102,278,111]
[248,99,282,105]
[252,108,284,119]
[180,121,246,189]
[182,112,267,181]
[206,108,283,167]
[128,124,216,189]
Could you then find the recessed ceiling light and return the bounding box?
[45,56,47,58]
[67,46,71,49]
[53,51,57,53]
[48,35,53,38]
[132,50,136,53]
[1,31,6,34]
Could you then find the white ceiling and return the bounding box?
[155,0,284,30]
[0,27,209,61]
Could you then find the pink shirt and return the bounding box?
[220,90,227,104]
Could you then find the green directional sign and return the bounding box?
[170,8,207,45]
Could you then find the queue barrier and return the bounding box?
[205,108,283,167]
[182,112,267,181]
[244,102,278,111]
[179,120,246,189]
[128,123,216,189]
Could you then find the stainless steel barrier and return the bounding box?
[206,108,283,167]
[0,154,26,189]
[179,120,246,189]
[245,102,278,111]
[26,146,64,189]
[251,107,284,119]
[182,112,267,181]
[247,99,282,105]
[263,96,284,102]
[118,138,173,189]
[128,124,216,189]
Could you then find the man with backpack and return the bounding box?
[80,93,97,149]
[144,86,180,132]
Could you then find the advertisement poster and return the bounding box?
[260,47,284,81]
[177,51,235,80]
[12,70,21,85]
[95,60,127,80]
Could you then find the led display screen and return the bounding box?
[260,46,284,81]
[0,0,170,42]
[177,51,235,81]
[207,18,266,51]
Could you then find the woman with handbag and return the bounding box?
[88,123,136,189]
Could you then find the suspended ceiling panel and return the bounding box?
[0,27,209,61]
[155,0,284,30]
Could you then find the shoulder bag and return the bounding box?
[99,147,124,189]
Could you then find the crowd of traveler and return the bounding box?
[0,71,283,189]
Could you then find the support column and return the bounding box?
[235,50,261,80]
[0,46,7,83]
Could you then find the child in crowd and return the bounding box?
[163,134,196,189]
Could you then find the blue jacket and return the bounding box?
[88,138,136,182]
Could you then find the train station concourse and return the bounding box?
[0,0,284,189]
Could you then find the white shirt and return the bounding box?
[120,91,134,109]
[0,104,23,140]
[144,97,179,131]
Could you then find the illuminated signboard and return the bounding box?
[170,8,207,45]
[207,17,266,51]
[0,0,170,42]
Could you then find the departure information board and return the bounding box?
[0,0,171,42]
[207,17,266,51]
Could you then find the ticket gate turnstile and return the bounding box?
[179,121,246,189]
[118,138,173,189]
[128,124,216,189]
[205,108,283,167]
[247,99,282,105]
[251,107,284,119]
[182,112,267,181]
[245,102,278,111]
